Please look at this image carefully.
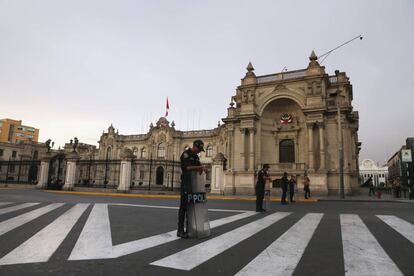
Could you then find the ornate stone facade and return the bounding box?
[94,52,361,195]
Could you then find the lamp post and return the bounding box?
[337,101,345,199]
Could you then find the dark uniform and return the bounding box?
[178,148,201,234]
[289,178,296,202]
[255,169,268,211]
[281,175,289,204]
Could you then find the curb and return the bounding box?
[44,190,319,202]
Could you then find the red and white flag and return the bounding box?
[165,97,170,117]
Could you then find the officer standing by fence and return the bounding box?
[177,140,206,238]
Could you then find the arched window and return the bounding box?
[33,150,38,160]
[106,147,112,160]
[279,139,295,163]
[157,143,166,158]
[140,147,146,158]
[133,148,138,157]
[206,145,213,157]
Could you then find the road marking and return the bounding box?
[150,212,291,271]
[0,203,65,236]
[377,215,414,244]
[236,213,323,276]
[0,203,40,216]
[0,202,13,207]
[0,204,89,265]
[113,203,249,213]
[69,204,257,260]
[340,214,403,276]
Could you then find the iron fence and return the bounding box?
[0,159,40,184]
[75,159,121,189]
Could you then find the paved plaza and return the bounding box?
[0,188,413,275]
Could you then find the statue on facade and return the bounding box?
[45,139,54,153]
[70,137,79,152]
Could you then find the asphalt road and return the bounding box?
[0,189,413,276]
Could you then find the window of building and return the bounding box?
[141,147,146,158]
[140,169,145,180]
[17,127,24,131]
[106,147,112,160]
[0,149,3,157]
[206,145,213,157]
[157,143,166,158]
[12,151,17,158]
[279,139,295,163]
[133,148,138,157]
[27,128,35,133]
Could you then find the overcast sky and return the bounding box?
[1,0,413,164]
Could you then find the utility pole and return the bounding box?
[337,102,345,199]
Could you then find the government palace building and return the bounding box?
[0,51,361,196]
[91,51,361,196]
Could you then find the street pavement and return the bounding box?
[0,188,413,276]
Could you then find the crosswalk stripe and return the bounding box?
[236,213,323,276]
[0,203,65,237]
[113,211,257,258]
[0,203,40,215]
[0,204,89,265]
[0,202,13,207]
[377,215,414,244]
[69,204,257,260]
[340,214,403,276]
[150,212,291,271]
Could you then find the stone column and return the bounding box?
[240,128,246,171]
[211,153,225,194]
[117,148,135,193]
[307,123,314,170]
[318,122,326,170]
[249,128,255,171]
[63,152,80,191]
[36,153,52,189]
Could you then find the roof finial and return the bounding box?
[309,50,318,61]
[246,61,254,72]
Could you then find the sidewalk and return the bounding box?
[1,184,413,203]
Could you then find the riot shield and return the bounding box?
[187,171,211,238]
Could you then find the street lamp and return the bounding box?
[336,90,345,199]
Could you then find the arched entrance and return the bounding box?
[260,98,305,169]
[156,166,164,185]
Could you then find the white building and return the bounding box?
[359,159,388,187]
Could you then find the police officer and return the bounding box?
[281,172,289,205]
[256,164,271,212]
[177,140,207,238]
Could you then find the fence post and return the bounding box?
[63,151,80,191]
[211,153,225,194]
[118,148,135,193]
[36,153,52,189]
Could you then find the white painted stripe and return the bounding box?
[236,213,323,276]
[69,204,113,260]
[0,203,40,215]
[113,211,257,258]
[0,202,13,207]
[0,204,89,265]
[69,204,257,260]
[113,203,249,213]
[0,203,65,236]
[377,215,414,244]
[151,212,291,271]
[341,214,403,276]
